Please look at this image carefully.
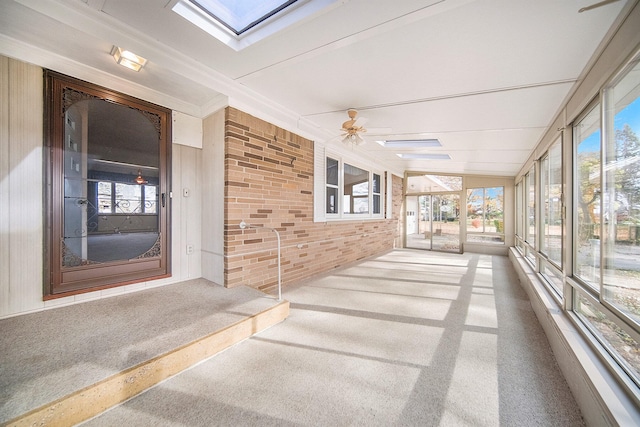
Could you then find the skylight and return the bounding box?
[376,139,442,148]
[172,0,338,51]
[191,0,298,35]
[396,153,451,160]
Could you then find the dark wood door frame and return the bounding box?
[44,71,172,298]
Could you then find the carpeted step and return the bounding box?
[3,300,288,427]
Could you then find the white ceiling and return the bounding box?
[0,0,632,177]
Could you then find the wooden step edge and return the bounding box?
[4,300,290,427]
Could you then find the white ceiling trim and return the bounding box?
[0,33,203,116]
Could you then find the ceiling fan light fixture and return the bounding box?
[339,109,368,145]
[342,133,365,145]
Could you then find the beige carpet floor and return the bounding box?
[83,249,585,426]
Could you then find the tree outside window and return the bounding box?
[466,186,504,243]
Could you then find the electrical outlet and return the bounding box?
[186,244,194,255]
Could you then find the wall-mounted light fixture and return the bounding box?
[111,46,147,71]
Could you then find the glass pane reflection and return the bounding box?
[62,98,160,266]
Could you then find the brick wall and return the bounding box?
[390,173,404,248]
[224,107,402,294]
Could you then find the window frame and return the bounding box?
[568,51,640,396]
[513,48,640,404]
[324,152,385,221]
[465,186,505,244]
[96,181,158,215]
[572,99,602,293]
[540,138,563,268]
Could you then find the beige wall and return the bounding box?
[0,57,203,319]
[201,108,225,285]
[0,56,44,317]
[224,107,402,294]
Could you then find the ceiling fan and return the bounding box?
[340,109,367,145]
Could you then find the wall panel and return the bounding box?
[172,143,202,280]
[0,57,44,316]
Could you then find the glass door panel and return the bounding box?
[429,194,461,252]
[406,195,432,250]
[62,99,160,266]
[406,194,460,252]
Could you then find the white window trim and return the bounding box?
[314,144,385,222]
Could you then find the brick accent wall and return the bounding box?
[224,107,402,294]
[391,173,404,248]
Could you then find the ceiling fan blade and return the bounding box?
[353,116,368,128]
[579,0,621,13]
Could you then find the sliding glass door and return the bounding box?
[406,193,461,253]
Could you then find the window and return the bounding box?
[542,139,563,266]
[515,180,524,251]
[326,157,338,214]
[540,139,564,294]
[373,173,381,214]
[526,167,536,247]
[45,71,171,296]
[344,163,369,214]
[325,155,383,219]
[466,187,504,243]
[513,49,640,400]
[96,182,157,214]
[574,102,601,290]
[574,290,640,388]
[602,56,640,325]
[406,174,462,193]
[525,167,537,265]
[570,52,640,392]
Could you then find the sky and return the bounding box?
[579,96,640,154]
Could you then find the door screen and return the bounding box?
[45,71,171,296]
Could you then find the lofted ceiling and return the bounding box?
[0,0,633,177]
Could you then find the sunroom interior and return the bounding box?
[1,0,640,425]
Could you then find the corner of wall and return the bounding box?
[200,108,226,285]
